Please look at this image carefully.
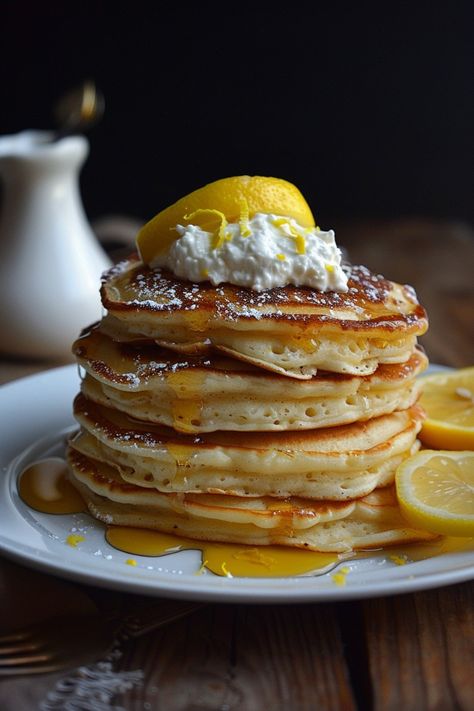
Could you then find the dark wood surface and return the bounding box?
[0,220,473,710]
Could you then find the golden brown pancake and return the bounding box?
[67,449,437,553]
[100,256,428,379]
[67,225,430,557]
[75,326,427,433]
[70,393,424,500]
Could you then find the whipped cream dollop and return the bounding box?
[150,212,348,292]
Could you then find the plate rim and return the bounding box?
[1,362,472,604]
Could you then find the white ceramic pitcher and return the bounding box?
[0,131,112,361]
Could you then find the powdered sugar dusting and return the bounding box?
[100,257,427,333]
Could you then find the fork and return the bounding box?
[0,600,202,676]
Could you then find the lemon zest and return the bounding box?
[286,222,306,254]
[239,198,252,237]
[272,217,289,228]
[195,559,209,576]
[389,554,408,566]
[221,561,233,577]
[184,208,228,250]
[66,534,85,548]
[331,566,350,586]
[272,217,307,254]
[293,233,306,255]
[126,558,137,566]
[276,253,286,261]
[325,264,335,273]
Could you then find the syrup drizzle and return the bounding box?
[18,459,473,578]
[167,368,206,432]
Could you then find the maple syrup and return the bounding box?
[167,368,205,432]
[19,458,85,514]
[18,458,473,578]
[105,527,341,578]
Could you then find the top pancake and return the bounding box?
[100,255,428,379]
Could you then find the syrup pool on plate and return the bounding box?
[19,458,85,514]
[18,458,473,578]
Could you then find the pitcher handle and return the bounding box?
[92,215,143,250]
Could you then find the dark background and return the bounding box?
[1,1,472,228]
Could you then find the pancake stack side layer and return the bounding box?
[67,255,436,553]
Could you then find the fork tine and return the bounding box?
[0,661,63,677]
[0,652,53,667]
[0,603,202,678]
[0,640,44,655]
[0,629,33,643]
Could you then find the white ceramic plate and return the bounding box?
[0,365,472,603]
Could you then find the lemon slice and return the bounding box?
[137,175,315,264]
[395,450,474,536]
[419,367,474,449]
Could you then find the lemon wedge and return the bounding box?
[419,367,474,449]
[136,175,315,264]
[395,450,474,536]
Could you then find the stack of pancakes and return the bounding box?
[67,257,437,552]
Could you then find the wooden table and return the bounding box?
[0,220,473,710]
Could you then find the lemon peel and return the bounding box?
[184,208,228,250]
[239,198,251,237]
[136,176,315,264]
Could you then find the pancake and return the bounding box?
[75,327,427,433]
[71,394,424,500]
[67,449,437,553]
[100,256,428,379]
